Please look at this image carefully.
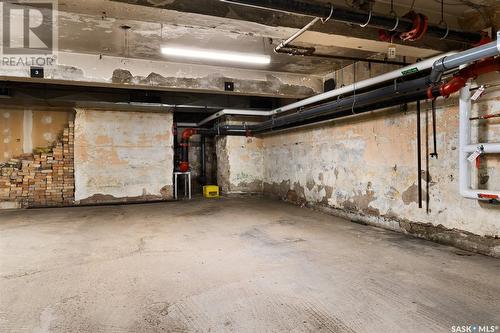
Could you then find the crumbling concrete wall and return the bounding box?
[216,135,263,195]
[260,75,500,257]
[74,109,174,204]
[0,52,322,99]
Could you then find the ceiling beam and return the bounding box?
[107,0,461,54]
[0,51,322,99]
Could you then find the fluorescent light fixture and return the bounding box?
[161,47,271,65]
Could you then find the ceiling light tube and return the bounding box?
[161,47,271,65]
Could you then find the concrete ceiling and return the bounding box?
[57,9,347,75]
[53,0,497,76]
[55,0,397,75]
[1,0,498,100]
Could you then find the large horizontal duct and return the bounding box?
[430,39,500,83]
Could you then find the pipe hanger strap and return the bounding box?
[359,9,372,27]
[321,3,334,23]
[439,21,449,40]
[389,14,399,32]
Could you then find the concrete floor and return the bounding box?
[0,197,499,333]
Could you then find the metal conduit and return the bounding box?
[275,46,409,66]
[220,0,484,45]
[275,17,321,52]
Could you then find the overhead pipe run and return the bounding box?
[180,51,463,130]
[271,10,406,66]
[429,37,500,84]
[182,51,457,130]
[218,76,441,135]
[193,39,499,132]
[180,53,445,129]
[180,109,270,128]
[220,0,485,45]
[206,42,498,136]
[272,51,457,116]
[428,57,500,99]
[217,57,499,135]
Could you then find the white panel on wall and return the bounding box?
[74,109,174,202]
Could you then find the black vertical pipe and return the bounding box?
[173,124,179,171]
[200,135,207,186]
[431,99,439,158]
[416,100,423,209]
[425,102,430,214]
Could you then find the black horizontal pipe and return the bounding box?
[264,90,433,131]
[211,76,439,135]
[230,76,431,132]
[223,0,483,45]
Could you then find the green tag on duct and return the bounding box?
[401,67,419,75]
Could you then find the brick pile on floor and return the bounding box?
[0,122,74,208]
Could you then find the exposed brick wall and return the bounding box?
[0,121,74,208]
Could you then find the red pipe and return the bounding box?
[379,11,428,42]
[428,57,500,99]
[179,128,197,172]
[478,193,499,200]
[181,128,197,141]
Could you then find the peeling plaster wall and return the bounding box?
[1,110,23,162]
[216,135,263,194]
[215,68,499,255]
[259,77,500,256]
[1,109,72,163]
[74,109,174,203]
[32,111,73,149]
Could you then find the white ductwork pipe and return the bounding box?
[463,143,500,154]
[176,108,270,128]
[272,52,458,115]
[182,52,458,128]
[459,83,500,201]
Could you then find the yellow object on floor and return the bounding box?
[203,185,220,198]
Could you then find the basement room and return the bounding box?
[0,0,499,332]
